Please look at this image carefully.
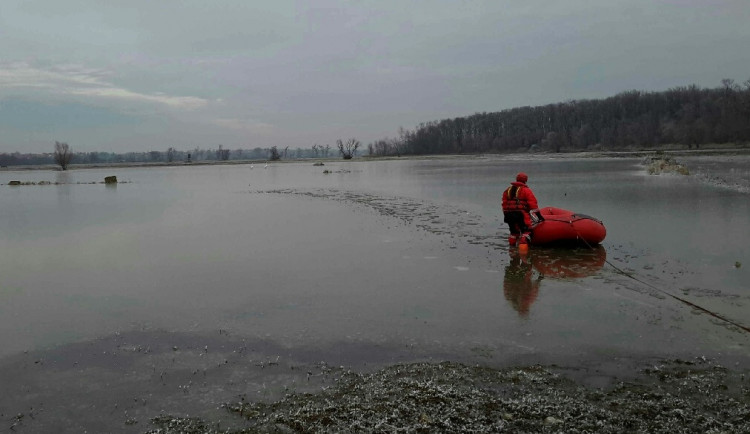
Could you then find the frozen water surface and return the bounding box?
[0,155,747,432]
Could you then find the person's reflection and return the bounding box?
[503,250,542,317]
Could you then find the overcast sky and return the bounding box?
[1,0,749,153]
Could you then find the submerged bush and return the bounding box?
[646,156,690,175]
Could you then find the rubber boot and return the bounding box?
[521,232,532,245]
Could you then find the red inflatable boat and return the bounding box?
[529,207,606,246]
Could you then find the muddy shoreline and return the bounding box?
[1,328,748,433]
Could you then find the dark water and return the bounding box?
[0,158,748,359]
[0,156,748,431]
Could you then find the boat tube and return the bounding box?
[529,207,606,246]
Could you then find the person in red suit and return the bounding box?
[502,172,540,246]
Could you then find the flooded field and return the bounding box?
[0,155,748,432]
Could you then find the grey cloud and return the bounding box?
[1,0,749,152]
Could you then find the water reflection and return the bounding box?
[55,171,73,205]
[55,170,71,186]
[503,246,607,316]
[503,251,541,317]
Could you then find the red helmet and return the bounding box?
[516,172,528,183]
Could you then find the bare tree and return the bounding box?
[216,145,230,161]
[54,141,73,170]
[167,147,176,162]
[269,146,281,161]
[721,78,739,93]
[337,138,360,159]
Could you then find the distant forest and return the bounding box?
[369,79,750,156]
[2,79,749,167]
[0,144,334,167]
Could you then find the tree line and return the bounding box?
[3,80,749,168]
[0,140,365,168]
[0,144,338,168]
[367,79,750,156]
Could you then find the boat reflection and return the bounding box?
[503,245,607,316]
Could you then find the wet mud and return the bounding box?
[3,329,748,433]
[162,358,750,434]
[0,329,456,433]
